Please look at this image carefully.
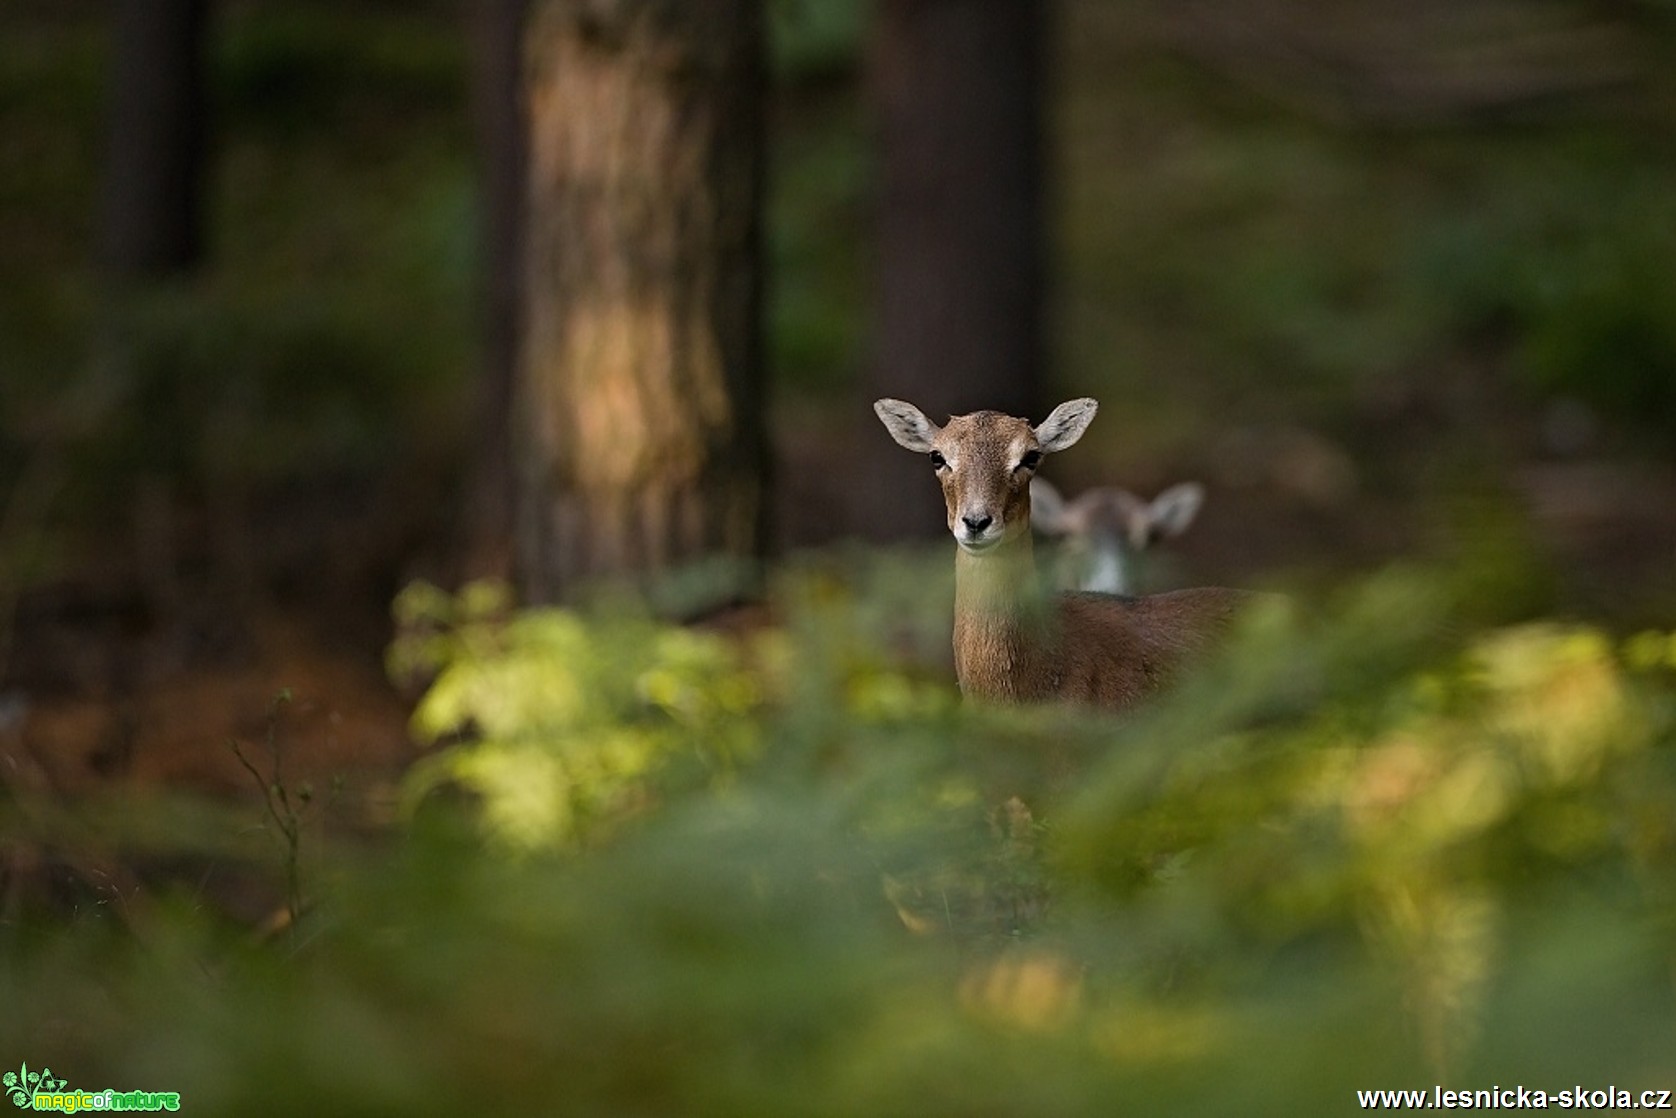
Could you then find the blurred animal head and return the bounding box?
[1030,478,1204,594]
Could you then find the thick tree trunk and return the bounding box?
[460,0,530,581]
[101,0,209,279]
[518,0,767,602]
[861,0,1048,542]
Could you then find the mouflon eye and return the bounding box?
[929,450,947,470]
[1016,450,1042,472]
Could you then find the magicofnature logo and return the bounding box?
[4,1062,181,1112]
[5,1066,65,1109]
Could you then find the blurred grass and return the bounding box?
[4,560,1676,1111]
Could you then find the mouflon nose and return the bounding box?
[961,513,993,535]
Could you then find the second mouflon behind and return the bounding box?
[1030,476,1204,595]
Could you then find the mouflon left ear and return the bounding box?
[1034,398,1098,454]
[874,398,941,453]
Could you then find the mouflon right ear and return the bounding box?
[874,398,941,453]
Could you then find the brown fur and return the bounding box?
[876,397,1252,712]
[952,540,1249,710]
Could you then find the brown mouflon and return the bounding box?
[873,397,1250,710]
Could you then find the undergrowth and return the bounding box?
[3,559,1674,1113]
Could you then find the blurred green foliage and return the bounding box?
[390,579,764,849]
[6,562,1676,1111]
[767,0,869,397]
[0,2,474,542]
[770,0,865,80]
[1413,162,1676,436]
[1059,10,1676,460]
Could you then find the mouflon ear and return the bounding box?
[1034,398,1098,453]
[1029,477,1073,535]
[1146,482,1205,541]
[873,398,941,453]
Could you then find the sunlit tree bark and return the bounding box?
[517,0,768,601]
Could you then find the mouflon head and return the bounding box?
[873,398,1098,553]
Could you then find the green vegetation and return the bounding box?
[5,564,1675,1111]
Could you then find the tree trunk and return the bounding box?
[101,0,209,279]
[517,0,768,603]
[861,0,1049,542]
[460,0,530,581]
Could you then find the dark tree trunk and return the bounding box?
[101,0,210,280]
[461,0,530,581]
[861,0,1049,542]
[517,0,768,602]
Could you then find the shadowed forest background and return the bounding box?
[2,0,1676,1112]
